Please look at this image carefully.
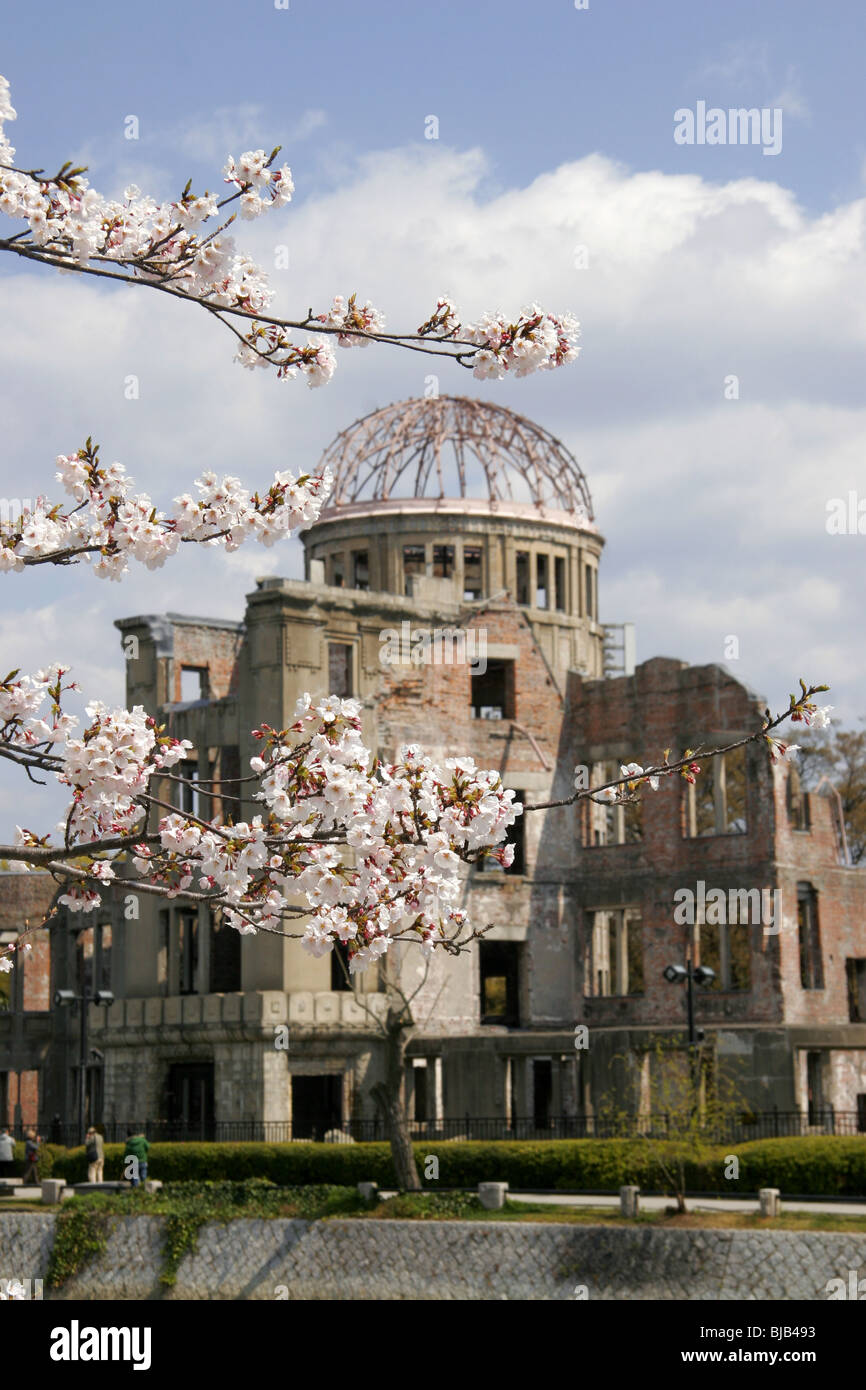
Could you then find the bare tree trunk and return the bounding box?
[371,1011,421,1191]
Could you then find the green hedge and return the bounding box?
[46,1136,866,1196]
[9,1141,57,1180]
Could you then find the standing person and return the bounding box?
[22,1129,40,1184]
[85,1126,104,1183]
[123,1129,149,1188]
[0,1127,14,1178]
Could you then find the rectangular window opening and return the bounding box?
[846,958,866,1022]
[180,666,208,703]
[463,545,483,600]
[432,545,454,579]
[797,884,824,990]
[330,553,345,588]
[471,658,514,721]
[352,550,369,591]
[402,545,425,594]
[178,910,199,996]
[588,909,644,996]
[584,566,594,620]
[480,941,521,1025]
[328,643,353,699]
[210,911,242,993]
[331,940,352,992]
[554,556,566,612]
[515,551,530,605]
[536,554,548,610]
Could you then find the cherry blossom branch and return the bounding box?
[0,438,332,578]
[0,667,831,976]
[0,74,580,388]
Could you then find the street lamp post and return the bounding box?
[54,988,114,1144]
[662,959,716,1108]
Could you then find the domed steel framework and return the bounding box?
[318,395,594,521]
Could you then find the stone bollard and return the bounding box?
[144,1180,163,1194]
[478,1182,509,1211]
[357,1182,379,1203]
[759,1187,781,1218]
[41,1179,65,1205]
[620,1185,641,1217]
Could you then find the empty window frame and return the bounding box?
[463,545,483,600]
[584,565,595,620]
[554,556,566,612]
[694,915,751,991]
[471,659,514,721]
[586,762,643,845]
[797,884,824,990]
[685,746,748,837]
[352,550,369,591]
[210,911,242,993]
[432,545,454,579]
[328,642,353,699]
[586,909,644,997]
[178,760,202,818]
[806,1051,826,1124]
[157,910,169,992]
[533,1058,552,1128]
[536,554,549,610]
[330,940,352,992]
[402,545,426,594]
[330,552,346,588]
[178,910,199,996]
[846,958,866,1022]
[479,941,521,1025]
[413,1060,428,1122]
[180,666,208,702]
[515,551,530,605]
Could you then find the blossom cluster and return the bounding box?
[461,306,581,380]
[0,440,332,578]
[766,684,833,764]
[582,760,665,802]
[133,696,522,973]
[2,666,190,909]
[0,74,581,385]
[5,673,520,971]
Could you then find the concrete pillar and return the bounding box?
[478,1182,509,1210]
[759,1188,781,1218]
[620,1186,640,1217]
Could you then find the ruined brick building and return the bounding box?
[3,395,865,1139]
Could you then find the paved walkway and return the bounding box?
[507,1192,866,1216]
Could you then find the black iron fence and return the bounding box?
[14,1108,866,1148]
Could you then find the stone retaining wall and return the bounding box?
[2,1214,865,1300]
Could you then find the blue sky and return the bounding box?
[1,0,865,836]
[5,0,864,211]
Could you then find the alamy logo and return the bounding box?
[49,1321,152,1370]
[674,102,782,156]
[825,1270,866,1300]
[673,881,782,933]
[379,622,487,674]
